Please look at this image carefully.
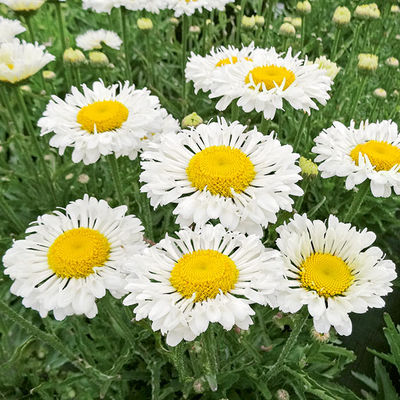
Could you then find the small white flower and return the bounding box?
[140,118,303,236]
[167,0,233,17]
[209,47,332,120]
[3,195,147,320]
[123,224,286,346]
[0,16,26,43]
[38,80,179,165]
[0,39,55,84]
[312,120,400,197]
[276,214,396,336]
[0,0,45,12]
[76,29,122,51]
[82,0,119,13]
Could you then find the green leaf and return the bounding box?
[374,357,399,400]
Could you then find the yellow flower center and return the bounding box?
[186,145,256,197]
[7,63,14,70]
[170,249,239,302]
[47,227,111,279]
[350,140,400,171]
[77,100,129,134]
[215,56,252,67]
[299,253,354,298]
[245,65,295,91]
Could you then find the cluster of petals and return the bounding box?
[3,195,147,320]
[0,16,26,43]
[312,120,400,197]
[0,0,45,11]
[76,29,122,51]
[38,80,179,165]
[276,214,396,336]
[123,224,286,346]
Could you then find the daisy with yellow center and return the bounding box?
[185,43,255,94]
[140,118,303,236]
[276,214,396,336]
[313,120,400,197]
[3,195,147,320]
[209,47,332,120]
[38,80,179,165]
[123,224,286,346]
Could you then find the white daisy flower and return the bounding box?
[167,0,208,17]
[38,80,178,165]
[82,0,119,13]
[276,214,396,336]
[209,47,332,120]
[312,120,400,197]
[140,118,303,236]
[0,16,26,43]
[3,195,147,321]
[0,0,45,12]
[186,43,255,94]
[76,29,122,51]
[0,39,55,84]
[120,0,165,13]
[123,224,286,346]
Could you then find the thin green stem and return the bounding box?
[348,74,368,121]
[0,195,26,232]
[54,1,67,52]
[120,6,133,82]
[300,15,306,49]
[169,343,191,385]
[331,28,341,61]
[236,0,247,46]
[263,0,276,47]
[265,312,308,383]
[201,327,218,392]
[145,33,154,86]
[202,13,208,56]
[181,14,189,114]
[295,178,311,213]
[370,98,379,121]
[0,300,111,384]
[260,115,269,134]
[343,181,370,223]
[293,112,308,152]
[14,87,57,206]
[107,155,125,205]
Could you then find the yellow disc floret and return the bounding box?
[245,65,295,91]
[186,145,256,197]
[170,249,239,302]
[350,140,400,171]
[299,253,354,298]
[215,56,252,67]
[77,100,129,133]
[47,227,111,279]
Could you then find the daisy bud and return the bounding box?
[42,70,56,80]
[385,57,399,68]
[63,48,86,65]
[358,53,378,71]
[169,17,179,25]
[396,34,400,41]
[299,156,319,177]
[254,15,265,26]
[182,112,203,128]
[279,22,296,37]
[332,6,351,26]
[241,15,256,29]
[373,88,387,99]
[275,389,290,400]
[354,4,380,20]
[65,173,74,180]
[88,51,109,66]
[78,174,90,184]
[296,1,311,15]
[310,328,330,343]
[392,5,400,13]
[284,16,302,28]
[137,17,153,31]
[193,378,206,394]
[393,90,399,97]
[189,25,201,34]
[206,19,212,26]
[20,85,31,92]
[313,56,341,80]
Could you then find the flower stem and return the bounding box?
[265,311,308,383]
[14,87,57,206]
[331,28,341,61]
[107,155,125,205]
[348,74,367,121]
[54,1,67,52]
[181,14,189,114]
[201,327,218,392]
[300,15,306,49]
[0,195,26,232]
[236,0,247,46]
[293,112,308,152]
[120,6,133,82]
[343,181,370,223]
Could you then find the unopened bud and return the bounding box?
[182,112,203,128]
[241,15,256,29]
[279,22,296,37]
[88,51,109,66]
[137,17,153,30]
[373,88,387,99]
[296,1,311,15]
[332,6,351,26]
[358,53,378,71]
[63,48,86,65]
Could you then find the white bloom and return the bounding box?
[167,0,233,17]
[0,16,25,43]
[3,195,147,320]
[76,29,122,51]
[0,0,45,11]
[38,80,178,165]
[209,47,332,120]
[82,0,119,13]
[312,56,340,80]
[186,43,255,94]
[276,214,396,336]
[0,39,55,84]
[140,118,303,236]
[123,224,286,346]
[120,0,165,13]
[312,120,400,197]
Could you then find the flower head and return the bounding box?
[0,16,25,43]
[354,3,380,19]
[3,195,147,320]
[332,6,351,26]
[276,214,396,336]
[279,22,296,37]
[63,48,86,64]
[296,1,311,15]
[123,224,286,346]
[76,29,122,51]
[0,0,45,12]
[358,53,378,71]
